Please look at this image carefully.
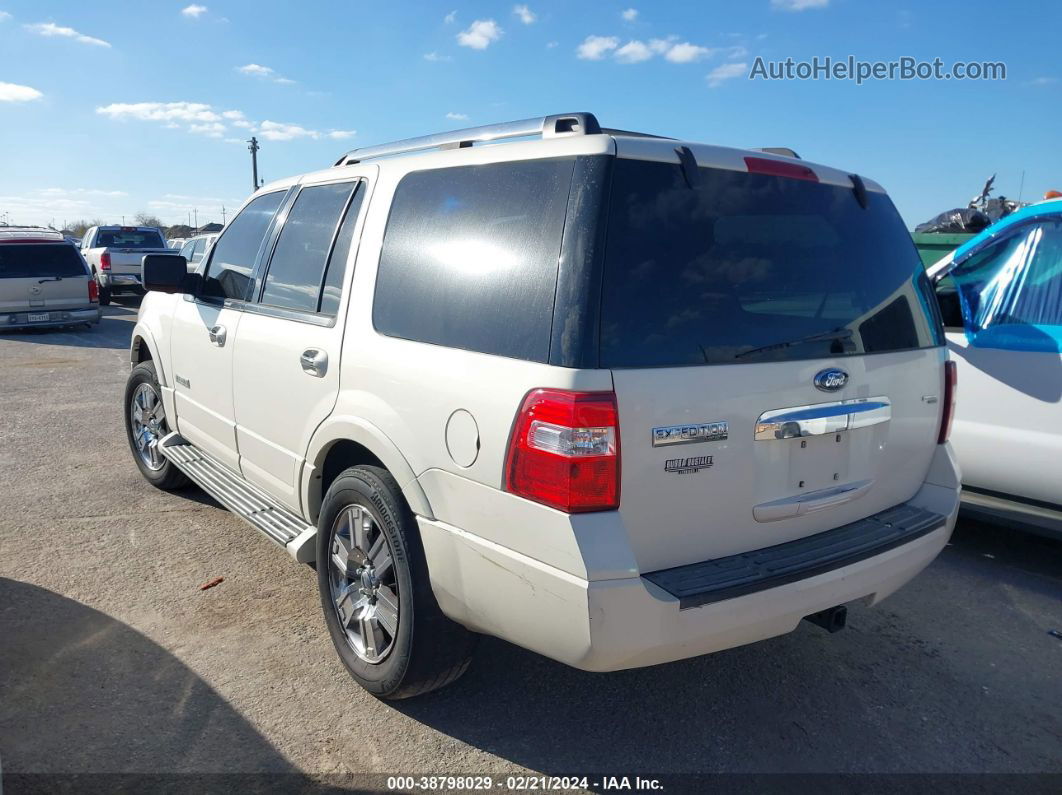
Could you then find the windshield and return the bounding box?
[96,229,166,249]
[0,244,87,279]
[599,159,943,367]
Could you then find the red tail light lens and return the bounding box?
[88,278,99,303]
[938,361,957,444]
[100,252,111,270]
[505,389,620,513]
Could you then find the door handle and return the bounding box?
[300,348,328,377]
[208,324,227,347]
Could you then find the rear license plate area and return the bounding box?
[27,312,50,322]
[789,432,850,492]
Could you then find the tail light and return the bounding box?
[938,361,957,444]
[744,156,819,182]
[100,252,111,270]
[88,278,99,303]
[505,389,620,513]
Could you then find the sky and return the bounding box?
[0,0,1058,230]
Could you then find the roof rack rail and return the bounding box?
[753,147,802,159]
[333,112,602,166]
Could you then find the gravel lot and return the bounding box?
[1,303,1060,789]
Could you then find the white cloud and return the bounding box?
[665,42,713,63]
[706,61,747,87]
[771,0,829,10]
[221,110,245,120]
[237,63,274,76]
[25,22,110,47]
[189,122,225,137]
[258,120,320,141]
[181,4,207,18]
[621,8,638,21]
[423,51,453,62]
[223,138,245,144]
[615,40,653,63]
[546,40,558,48]
[327,129,356,140]
[446,112,469,121]
[457,19,502,50]
[444,10,457,24]
[513,4,536,24]
[0,81,42,102]
[0,11,11,22]
[576,35,619,60]
[231,119,255,129]
[96,101,221,123]
[237,63,295,85]
[1028,76,1058,86]
[40,187,128,197]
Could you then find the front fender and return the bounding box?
[302,415,434,523]
[130,323,167,386]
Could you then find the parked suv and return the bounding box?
[125,113,961,699]
[176,233,219,272]
[1,228,100,329]
[81,225,175,305]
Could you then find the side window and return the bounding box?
[945,221,1062,350]
[190,238,206,264]
[202,191,285,301]
[373,159,574,362]
[319,185,365,316]
[179,240,195,260]
[259,182,355,313]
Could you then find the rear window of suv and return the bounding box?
[373,158,574,362]
[0,244,86,278]
[95,229,165,249]
[599,158,943,367]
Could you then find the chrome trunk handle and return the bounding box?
[755,397,890,441]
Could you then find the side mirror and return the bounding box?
[142,254,189,294]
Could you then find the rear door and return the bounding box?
[601,155,946,572]
[0,243,91,314]
[232,175,371,511]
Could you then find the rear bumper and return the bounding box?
[100,273,142,290]
[1,306,100,329]
[417,444,961,672]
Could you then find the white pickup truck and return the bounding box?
[81,226,177,305]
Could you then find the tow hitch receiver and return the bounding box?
[803,605,848,633]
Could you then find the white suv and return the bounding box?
[125,113,961,699]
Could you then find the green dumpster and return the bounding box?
[912,232,974,269]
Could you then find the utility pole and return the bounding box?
[248,136,261,192]
[193,208,198,232]
[221,205,227,225]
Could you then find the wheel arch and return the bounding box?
[130,325,168,387]
[303,417,434,525]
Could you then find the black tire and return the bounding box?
[97,278,111,306]
[123,361,190,490]
[317,465,476,699]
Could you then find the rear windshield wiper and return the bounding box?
[735,327,854,359]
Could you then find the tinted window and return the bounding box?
[0,244,86,278]
[202,191,285,301]
[320,184,365,316]
[179,240,195,260]
[600,159,942,367]
[95,229,165,249]
[260,182,354,313]
[190,238,207,264]
[374,159,573,361]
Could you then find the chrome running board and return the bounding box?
[158,432,317,563]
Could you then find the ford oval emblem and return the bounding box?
[814,368,848,392]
